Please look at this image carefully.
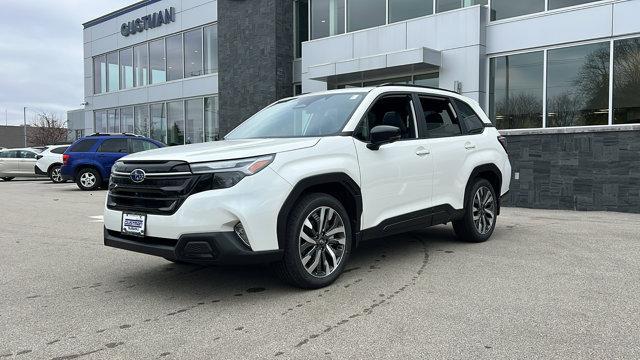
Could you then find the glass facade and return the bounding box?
[93,55,106,94]
[613,37,640,125]
[133,43,149,87]
[166,34,183,81]
[437,0,486,14]
[489,52,544,129]
[203,25,219,74]
[347,0,385,32]
[312,0,345,39]
[548,0,601,10]
[93,24,218,94]
[185,99,204,144]
[490,37,640,129]
[389,0,433,23]
[149,38,166,84]
[333,72,439,89]
[119,48,133,89]
[546,42,609,127]
[167,101,185,146]
[150,103,167,144]
[106,52,119,92]
[184,29,203,78]
[120,106,135,133]
[492,0,600,21]
[94,96,218,146]
[490,0,544,21]
[294,0,309,58]
[204,96,219,142]
[134,105,150,136]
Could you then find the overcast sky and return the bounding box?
[0,0,133,126]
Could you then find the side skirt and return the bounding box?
[359,204,464,242]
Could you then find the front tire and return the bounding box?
[49,165,64,183]
[274,193,352,289]
[76,168,102,191]
[453,178,497,243]
[1,177,14,181]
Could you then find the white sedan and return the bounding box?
[35,145,70,183]
[0,148,44,181]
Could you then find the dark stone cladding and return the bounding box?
[218,0,293,136]
[502,130,640,213]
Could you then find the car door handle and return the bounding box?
[464,142,476,150]
[415,147,430,156]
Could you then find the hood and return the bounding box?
[122,137,321,163]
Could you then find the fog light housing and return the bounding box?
[234,222,251,249]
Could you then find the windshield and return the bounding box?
[225,93,365,139]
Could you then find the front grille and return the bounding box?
[107,161,212,215]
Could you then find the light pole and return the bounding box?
[23,107,27,147]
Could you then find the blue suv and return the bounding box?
[61,134,165,191]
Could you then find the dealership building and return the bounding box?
[73,0,640,212]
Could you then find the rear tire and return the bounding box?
[1,177,14,181]
[49,165,64,183]
[453,178,497,243]
[274,193,352,289]
[76,168,102,191]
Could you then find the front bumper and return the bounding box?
[104,228,283,265]
[103,167,292,252]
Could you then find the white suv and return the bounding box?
[104,86,511,288]
[35,144,70,183]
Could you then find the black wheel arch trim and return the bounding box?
[464,163,503,215]
[277,173,362,250]
[47,162,62,174]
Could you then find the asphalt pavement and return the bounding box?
[1,179,639,359]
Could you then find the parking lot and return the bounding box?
[0,179,639,359]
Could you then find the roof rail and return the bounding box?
[88,132,142,137]
[376,83,461,95]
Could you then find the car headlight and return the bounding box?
[190,155,275,189]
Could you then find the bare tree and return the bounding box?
[27,112,68,146]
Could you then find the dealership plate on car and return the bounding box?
[122,213,146,237]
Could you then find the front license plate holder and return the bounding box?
[121,212,146,237]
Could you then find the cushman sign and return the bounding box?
[121,7,176,37]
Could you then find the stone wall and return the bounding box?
[502,129,640,213]
[217,0,293,136]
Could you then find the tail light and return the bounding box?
[497,135,507,153]
[63,154,70,165]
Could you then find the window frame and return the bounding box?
[352,92,420,144]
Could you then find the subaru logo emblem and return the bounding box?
[130,169,146,183]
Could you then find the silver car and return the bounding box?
[0,148,45,181]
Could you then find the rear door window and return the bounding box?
[99,139,129,153]
[453,99,484,134]
[418,96,462,138]
[70,139,98,152]
[18,150,37,159]
[129,139,160,153]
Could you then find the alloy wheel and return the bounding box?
[80,172,96,188]
[51,168,62,183]
[298,206,346,278]
[472,186,495,235]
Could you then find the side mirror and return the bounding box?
[367,125,401,150]
[35,155,43,160]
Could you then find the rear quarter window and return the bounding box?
[70,139,98,152]
[453,99,485,134]
[51,146,68,154]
